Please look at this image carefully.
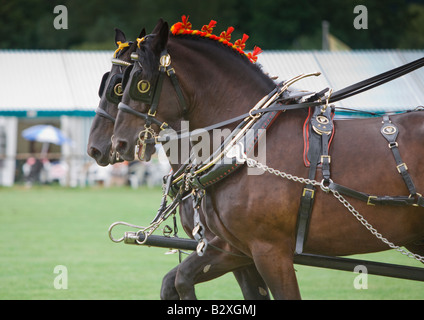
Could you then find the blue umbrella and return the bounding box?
[22,125,72,145]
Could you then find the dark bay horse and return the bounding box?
[87,28,269,300]
[112,18,424,299]
[87,28,139,166]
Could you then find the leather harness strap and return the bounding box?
[380,115,417,196]
[95,107,116,123]
[329,115,424,207]
[329,182,424,207]
[295,110,424,255]
[295,106,334,255]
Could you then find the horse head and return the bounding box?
[113,19,181,162]
[113,17,274,163]
[87,28,145,166]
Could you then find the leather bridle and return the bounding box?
[95,43,134,124]
[117,49,189,159]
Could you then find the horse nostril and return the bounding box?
[88,146,102,159]
[115,140,128,154]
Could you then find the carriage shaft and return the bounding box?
[124,233,424,282]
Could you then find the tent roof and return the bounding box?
[0,49,423,117]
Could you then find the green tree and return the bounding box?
[0,0,422,50]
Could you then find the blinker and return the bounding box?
[105,73,124,105]
[122,64,134,89]
[98,71,110,98]
[128,69,157,104]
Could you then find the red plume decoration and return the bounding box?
[233,34,249,50]
[170,15,262,63]
[181,15,192,31]
[247,46,263,63]
[219,27,234,42]
[201,20,217,34]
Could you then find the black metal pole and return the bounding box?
[128,234,424,282]
[294,253,424,282]
[125,232,198,251]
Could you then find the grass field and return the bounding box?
[0,185,423,300]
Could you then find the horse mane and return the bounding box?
[170,15,272,83]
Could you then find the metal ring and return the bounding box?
[130,52,139,61]
[114,83,123,96]
[160,54,171,67]
[382,125,397,135]
[320,179,333,193]
[108,221,145,243]
[316,115,329,124]
[108,222,125,243]
[135,229,149,245]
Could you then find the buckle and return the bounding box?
[160,122,169,130]
[396,163,408,173]
[321,155,331,164]
[302,188,315,199]
[166,67,175,76]
[409,193,422,207]
[367,196,377,206]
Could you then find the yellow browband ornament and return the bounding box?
[113,41,130,58]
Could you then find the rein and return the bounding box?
[157,56,424,143]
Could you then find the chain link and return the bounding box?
[246,158,321,187]
[244,156,424,264]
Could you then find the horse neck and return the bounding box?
[169,38,275,130]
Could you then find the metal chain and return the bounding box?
[330,190,424,263]
[244,156,424,264]
[246,158,322,187]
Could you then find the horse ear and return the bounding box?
[151,20,169,55]
[114,28,126,45]
[138,28,146,39]
[151,18,164,34]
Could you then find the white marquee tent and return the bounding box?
[0,49,423,186]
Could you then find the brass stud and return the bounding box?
[114,83,123,96]
[137,80,150,93]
